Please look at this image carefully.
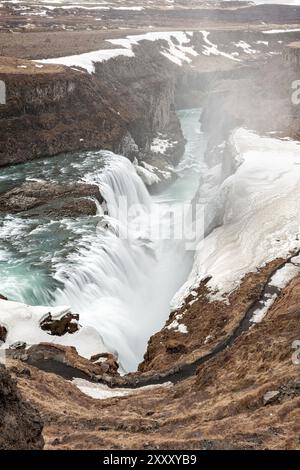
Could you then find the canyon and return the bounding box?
[1,0,300,451]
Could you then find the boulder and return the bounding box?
[40,312,79,336]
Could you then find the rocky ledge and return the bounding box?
[7,343,120,382]
[0,181,104,217]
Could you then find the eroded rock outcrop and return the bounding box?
[0,181,104,217]
[8,343,120,382]
[40,312,79,336]
[6,268,300,449]
[0,363,44,450]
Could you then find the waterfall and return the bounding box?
[53,144,199,371]
[0,109,205,373]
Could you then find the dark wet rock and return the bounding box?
[0,294,8,300]
[9,341,27,350]
[165,339,188,355]
[0,325,7,344]
[38,197,99,217]
[119,131,139,162]
[40,311,79,336]
[0,363,44,449]
[0,181,104,217]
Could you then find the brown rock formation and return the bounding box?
[0,363,44,450]
[0,62,127,167]
[0,48,185,171]
[40,312,79,336]
[0,181,103,217]
[9,343,120,382]
[139,259,284,373]
[90,352,119,376]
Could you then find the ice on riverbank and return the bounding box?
[172,129,300,306]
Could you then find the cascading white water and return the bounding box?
[52,153,190,371]
[0,108,205,372]
[53,110,205,372]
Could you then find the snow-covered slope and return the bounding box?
[173,129,300,304]
[0,299,106,358]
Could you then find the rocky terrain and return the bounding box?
[0,363,44,449]
[2,262,300,449]
[1,0,300,452]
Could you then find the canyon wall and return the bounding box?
[0,44,184,169]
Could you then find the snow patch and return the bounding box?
[35,48,135,74]
[269,263,300,289]
[263,28,300,34]
[251,295,277,324]
[151,136,174,154]
[107,31,198,66]
[235,41,257,54]
[34,31,198,72]
[201,31,240,62]
[0,299,107,358]
[73,378,172,400]
[167,317,188,334]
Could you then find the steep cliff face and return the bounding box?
[0,363,44,450]
[94,43,185,166]
[0,61,127,167]
[139,52,300,374]
[0,46,184,169]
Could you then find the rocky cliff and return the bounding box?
[0,46,184,172]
